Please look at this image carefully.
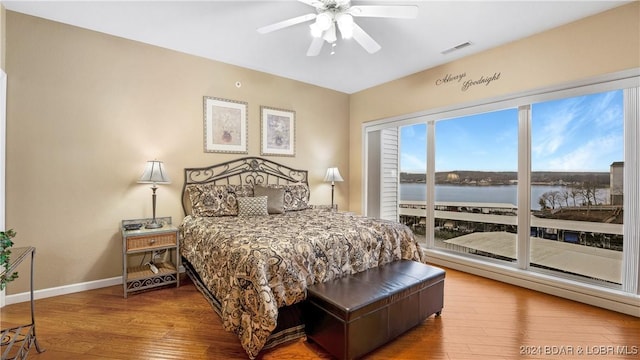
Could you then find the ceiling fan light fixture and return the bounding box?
[322,23,337,43]
[336,13,354,39]
[260,0,418,56]
[315,12,333,31]
[309,23,323,38]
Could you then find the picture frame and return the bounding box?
[203,96,248,154]
[260,106,295,157]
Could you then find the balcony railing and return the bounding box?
[398,200,623,285]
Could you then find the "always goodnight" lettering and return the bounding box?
[435,71,502,91]
[435,72,467,85]
[461,72,501,91]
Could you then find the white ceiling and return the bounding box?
[2,0,631,94]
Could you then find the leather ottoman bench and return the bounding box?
[305,260,445,360]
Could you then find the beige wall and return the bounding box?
[5,12,349,293]
[349,2,640,213]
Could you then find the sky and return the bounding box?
[400,90,624,173]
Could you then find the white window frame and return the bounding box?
[1,70,7,308]
[362,69,640,316]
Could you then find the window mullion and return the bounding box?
[517,105,531,270]
[426,121,436,248]
[622,87,639,294]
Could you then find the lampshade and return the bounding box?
[309,22,323,38]
[322,23,337,44]
[138,160,171,184]
[336,13,354,39]
[324,167,344,183]
[315,12,333,31]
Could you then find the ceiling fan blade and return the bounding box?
[297,0,324,8]
[257,13,317,34]
[349,5,419,19]
[306,37,325,56]
[352,23,381,54]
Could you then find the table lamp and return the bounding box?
[138,160,171,228]
[324,167,344,208]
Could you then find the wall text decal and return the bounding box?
[435,72,467,85]
[461,72,501,91]
[436,71,502,92]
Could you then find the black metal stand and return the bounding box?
[146,184,162,229]
[330,183,335,208]
[1,247,45,360]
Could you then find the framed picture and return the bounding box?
[260,106,295,156]
[203,96,248,153]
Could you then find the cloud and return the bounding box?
[532,102,576,157]
[588,92,622,129]
[402,125,416,138]
[532,91,623,171]
[544,134,621,171]
[401,153,426,173]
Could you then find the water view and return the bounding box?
[400,183,611,210]
[392,89,625,286]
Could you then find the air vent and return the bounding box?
[441,41,472,55]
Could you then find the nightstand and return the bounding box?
[121,217,179,298]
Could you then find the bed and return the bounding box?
[179,157,427,359]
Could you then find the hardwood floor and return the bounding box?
[2,267,638,359]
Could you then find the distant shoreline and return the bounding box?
[400,183,613,211]
[401,171,610,187]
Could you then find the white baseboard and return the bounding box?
[425,249,640,317]
[3,276,122,305]
[3,265,186,306]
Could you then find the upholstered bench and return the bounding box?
[305,260,445,360]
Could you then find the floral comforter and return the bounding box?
[180,208,426,359]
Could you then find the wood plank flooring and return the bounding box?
[1,267,638,359]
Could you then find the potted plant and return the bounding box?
[1,229,19,290]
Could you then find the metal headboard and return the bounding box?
[181,157,308,215]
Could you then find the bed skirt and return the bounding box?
[183,258,307,351]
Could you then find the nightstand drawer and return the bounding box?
[126,232,177,251]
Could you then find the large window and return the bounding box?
[433,109,519,263]
[399,123,427,242]
[530,90,624,285]
[364,72,638,298]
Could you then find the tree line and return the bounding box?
[537,182,605,210]
[400,171,610,186]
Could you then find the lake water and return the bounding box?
[400,183,609,210]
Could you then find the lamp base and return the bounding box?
[145,221,163,229]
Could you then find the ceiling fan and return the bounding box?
[257,0,418,56]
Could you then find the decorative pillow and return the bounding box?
[266,183,310,211]
[254,185,285,214]
[237,196,269,217]
[187,184,253,217]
